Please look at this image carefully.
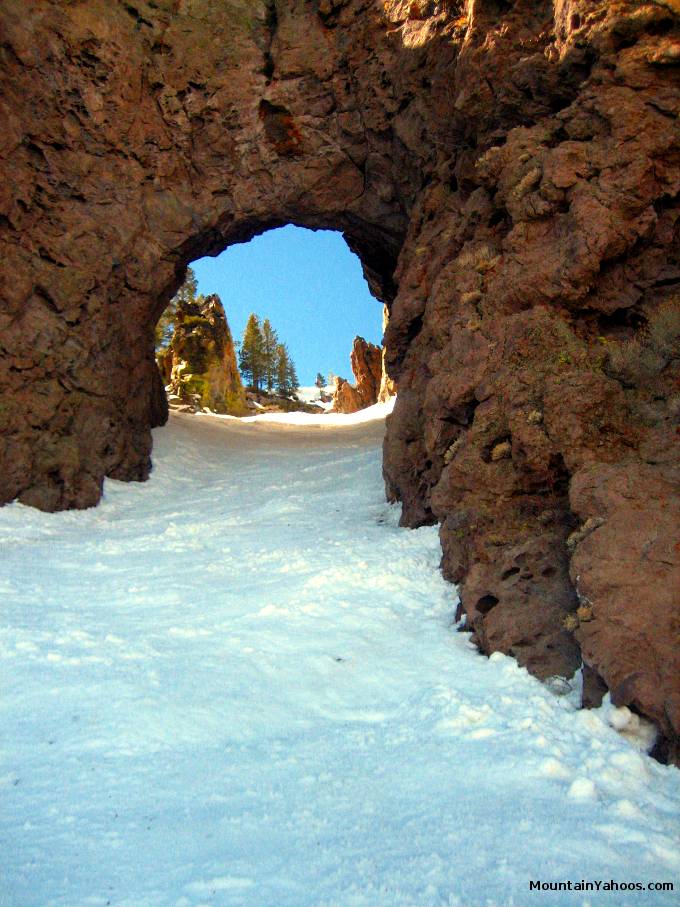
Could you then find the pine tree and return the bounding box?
[173,267,198,307]
[155,267,198,350]
[275,343,299,397]
[286,355,300,398]
[261,318,279,393]
[315,372,325,389]
[239,314,265,390]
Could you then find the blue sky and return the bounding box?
[191,225,383,386]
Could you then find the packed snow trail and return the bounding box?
[1,411,678,907]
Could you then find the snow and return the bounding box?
[567,778,599,802]
[208,397,395,426]
[1,411,678,907]
[294,384,335,412]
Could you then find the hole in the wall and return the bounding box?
[476,594,499,615]
[442,398,479,429]
[610,31,638,51]
[648,18,674,36]
[484,0,514,20]
[546,453,570,495]
[151,39,172,56]
[124,4,153,28]
[596,306,647,338]
[155,226,386,400]
[489,207,509,229]
[649,736,672,765]
[544,125,569,148]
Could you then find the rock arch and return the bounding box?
[1,1,679,758]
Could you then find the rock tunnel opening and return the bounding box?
[152,224,397,423]
[2,0,678,765]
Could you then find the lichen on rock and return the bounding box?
[166,294,247,416]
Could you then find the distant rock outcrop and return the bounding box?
[332,336,386,413]
[378,306,397,403]
[245,389,322,415]
[331,376,364,415]
[164,295,247,416]
[352,337,383,407]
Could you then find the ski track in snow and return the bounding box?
[0,412,678,907]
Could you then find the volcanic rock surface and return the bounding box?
[1,0,679,759]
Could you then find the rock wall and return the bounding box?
[331,377,364,414]
[351,336,383,406]
[1,0,678,759]
[378,305,398,402]
[166,294,247,415]
[332,335,383,412]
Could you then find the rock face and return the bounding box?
[1,1,679,759]
[351,336,383,407]
[332,335,383,412]
[378,305,398,402]
[166,294,246,415]
[331,377,364,415]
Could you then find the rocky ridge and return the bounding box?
[332,335,384,413]
[164,294,247,416]
[0,1,678,759]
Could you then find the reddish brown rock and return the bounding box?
[569,462,680,764]
[331,376,364,415]
[351,336,383,407]
[1,1,679,758]
[378,305,398,402]
[332,335,383,412]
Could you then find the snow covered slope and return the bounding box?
[1,412,678,907]
[294,384,335,411]
[207,397,394,427]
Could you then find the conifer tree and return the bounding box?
[315,372,325,389]
[287,355,300,397]
[174,267,198,307]
[239,314,265,390]
[275,344,287,394]
[155,267,198,350]
[261,318,279,393]
[275,343,300,397]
